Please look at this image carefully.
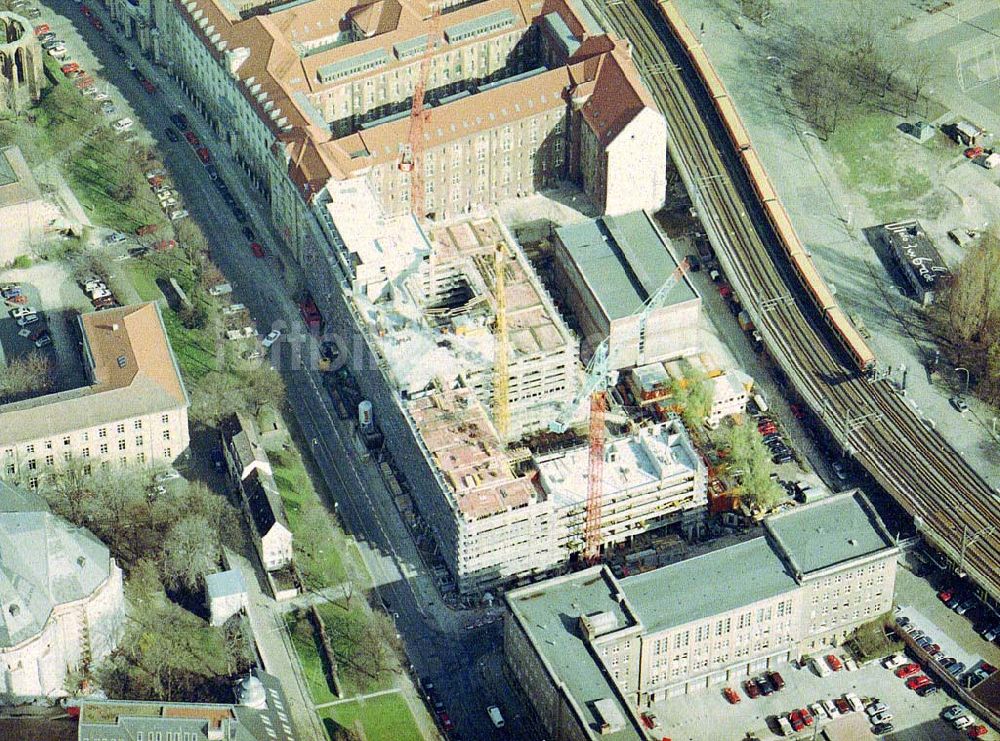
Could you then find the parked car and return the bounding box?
[871,723,894,736]
[141,79,155,94]
[943,705,968,721]
[184,130,200,146]
[916,684,939,697]
[953,716,973,730]
[821,699,838,718]
[196,146,210,164]
[754,675,774,696]
[833,697,850,714]
[723,686,740,704]
[164,127,179,142]
[947,662,967,677]
[956,598,977,615]
[767,671,784,691]
[34,334,52,348]
[16,314,39,326]
[810,702,828,721]
[866,703,888,717]
[170,111,189,130]
[10,306,36,318]
[242,225,255,241]
[261,330,281,349]
[100,101,116,115]
[743,679,760,699]
[906,675,932,690]
[882,654,907,670]
[800,707,813,726]
[870,712,893,724]
[789,710,805,732]
[168,209,189,221]
[250,242,265,258]
[968,724,988,737]
[113,117,134,132]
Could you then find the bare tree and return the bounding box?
[160,514,220,591]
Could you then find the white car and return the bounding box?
[487,705,504,728]
[113,117,134,132]
[810,657,831,677]
[821,699,839,718]
[882,654,907,670]
[93,92,110,102]
[809,702,828,721]
[81,86,100,97]
[104,232,126,245]
[154,468,181,483]
[168,209,189,221]
[10,306,37,318]
[156,189,176,201]
[870,712,893,724]
[126,60,136,71]
[17,314,40,327]
[160,197,177,209]
[952,716,973,730]
[866,703,888,717]
[261,330,281,348]
[89,288,112,300]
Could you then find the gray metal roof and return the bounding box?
[556,212,697,321]
[316,48,389,84]
[0,486,111,649]
[542,12,580,56]
[622,537,798,635]
[507,569,645,740]
[764,490,896,577]
[206,569,247,599]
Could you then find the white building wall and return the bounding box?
[603,108,667,216]
[609,299,701,371]
[260,523,293,572]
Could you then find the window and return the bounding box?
[27,459,36,471]
[45,440,52,450]
[82,464,91,475]
[100,443,108,455]
[28,476,38,490]
[135,436,143,447]
[120,456,127,466]
[117,423,125,434]
[45,455,54,466]
[24,444,33,454]
[137,452,146,464]
[3,448,10,457]
[63,436,71,446]
[98,427,107,438]
[63,452,71,462]
[82,448,90,458]
[134,419,143,430]
[82,432,89,442]
[163,430,171,441]
[4,463,13,476]
[164,448,171,459]
[118,439,127,451]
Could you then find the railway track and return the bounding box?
[596,0,1000,602]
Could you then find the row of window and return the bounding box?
[7,415,172,457]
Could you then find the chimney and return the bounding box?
[111,323,120,332]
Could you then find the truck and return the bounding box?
[299,294,322,331]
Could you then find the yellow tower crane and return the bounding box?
[493,243,510,440]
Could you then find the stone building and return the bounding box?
[0,482,124,699]
[0,303,191,487]
[504,491,899,740]
[0,12,44,113]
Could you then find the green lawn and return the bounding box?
[272,446,362,587]
[319,692,424,741]
[287,613,339,706]
[125,261,165,302]
[160,305,218,381]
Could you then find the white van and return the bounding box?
[752,393,769,414]
[487,705,504,728]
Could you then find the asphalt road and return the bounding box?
[57,1,547,738]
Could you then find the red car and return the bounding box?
[965,146,985,159]
[196,146,210,164]
[142,79,155,94]
[61,62,80,75]
[895,663,921,678]
[800,707,813,726]
[184,130,200,147]
[436,711,454,732]
[968,724,988,738]
[789,403,806,419]
[250,242,265,258]
[90,17,103,30]
[719,282,732,298]
[825,654,842,672]
[34,23,51,36]
[723,686,740,704]
[743,679,760,699]
[758,424,777,435]
[640,713,656,729]
[906,674,931,690]
[789,710,805,732]
[939,589,954,603]
[74,76,95,89]
[833,698,850,714]
[153,239,177,251]
[80,4,91,16]
[926,643,941,656]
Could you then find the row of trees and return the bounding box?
[667,362,715,430]
[0,351,53,403]
[36,463,241,594]
[791,16,935,137]
[932,231,1000,403]
[723,418,783,512]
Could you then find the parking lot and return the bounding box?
[650,654,980,740]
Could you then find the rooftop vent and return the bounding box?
[117,356,127,369]
[8,604,18,617]
[77,556,86,568]
[111,323,120,331]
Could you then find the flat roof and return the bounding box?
[507,568,644,741]
[622,537,798,635]
[556,211,697,321]
[879,220,950,294]
[765,490,896,577]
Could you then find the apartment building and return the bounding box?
[0,303,189,487]
[505,491,898,740]
[117,0,664,264]
[553,212,701,370]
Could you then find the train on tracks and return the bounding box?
[657,0,875,374]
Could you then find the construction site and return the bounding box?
[301,0,752,594]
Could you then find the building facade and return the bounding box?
[0,482,124,699]
[0,12,45,113]
[0,303,190,489]
[505,491,898,740]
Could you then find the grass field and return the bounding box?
[287,613,339,706]
[319,692,423,741]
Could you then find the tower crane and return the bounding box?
[398,9,441,220]
[493,243,510,439]
[549,257,690,564]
